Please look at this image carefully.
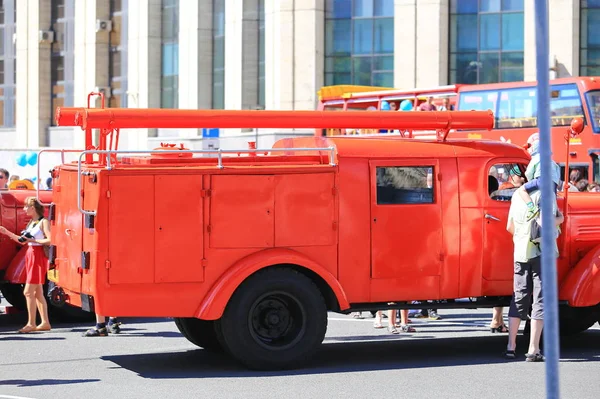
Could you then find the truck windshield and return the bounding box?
[585,90,600,133]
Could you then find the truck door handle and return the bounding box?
[485,213,500,222]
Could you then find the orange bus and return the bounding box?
[317,77,600,183]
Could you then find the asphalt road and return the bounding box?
[0,305,599,399]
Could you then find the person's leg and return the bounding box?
[108,317,122,333]
[34,284,51,331]
[528,319,544,356]
[83,314,108,336]
[387,309,398,333]
[20,284,37,332]
[399,309,416,332]
[490,307,508,332]
[373,311,383,328]
[527,256,544,358]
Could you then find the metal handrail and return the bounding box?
[36,149,85,204]
[76,146,337,216]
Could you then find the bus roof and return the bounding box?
[457,76,600,93]
[318,84,466,102]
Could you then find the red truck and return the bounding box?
[11,102,600,370]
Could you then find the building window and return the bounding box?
[325,0,394,87]
[51,0,75,126]
[581,0,600,76]
[258,0,265,109]
[161,0,179,109]
[109,0,128,108]
[0,0,16,127]
[449,0,524,84]
[213,0,225,109]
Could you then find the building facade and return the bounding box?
[0,0,599,153]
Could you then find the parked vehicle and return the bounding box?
[47,99,600,370]
[317,76,600,183]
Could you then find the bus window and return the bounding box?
[550,84,584,127]
[496,88,537,129]
[458,90,498,113]
[585,90,600,133]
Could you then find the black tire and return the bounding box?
[0,282,93,322]
[0,283,26,310]
[174,317,223,352]
[217,268,328,370]
[559,305,600,336]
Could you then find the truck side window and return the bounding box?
[376,166,434,205]
[489,163,526,201]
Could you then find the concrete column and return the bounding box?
[549,0,579,78]
[70,0,110,149]
[523,0,536,81]
[177,0,213,137]
[395,0,448,88]
[15,0,52,148]
[265,0,324,111]
[124,0,161,149]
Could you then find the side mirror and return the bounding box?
[570,117,584,136]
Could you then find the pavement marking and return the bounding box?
[0,395,39,399]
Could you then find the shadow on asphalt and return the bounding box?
[0,335,66,341]
[0,379,100,387]
[101,330,600,378]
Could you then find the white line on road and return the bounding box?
[0,395,39,399]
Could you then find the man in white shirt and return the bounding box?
[504,189,563,362]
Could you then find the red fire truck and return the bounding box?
[33,98,600,370]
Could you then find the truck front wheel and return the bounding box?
[559,305,599,336]
[174,317,223,352]
[217,268,328,370]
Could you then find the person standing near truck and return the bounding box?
[504,189,563,362]
[0,197,52,333]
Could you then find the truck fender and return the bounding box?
[559,244,600,307]
[3,246,28,284]
[195,248,350,320]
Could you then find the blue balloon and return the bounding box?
[27,152,38,166]
[381,100,391,111]
[16,152,27,167]
[400,99,413,111]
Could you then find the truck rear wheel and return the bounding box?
[217,268,328,370]
[174,317,223,352]
[559,305,600,336]
[0,282,93,322]
[0,282,25,310]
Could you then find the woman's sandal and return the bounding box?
[504,350,516,359]
[388,326,399,334]
[490,324,509,333]
[399,325,416,333]
[373,321,384,329]
[525,352,545,362]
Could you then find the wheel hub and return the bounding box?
[249,293,305,349]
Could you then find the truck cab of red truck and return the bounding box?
[39,105,600,370]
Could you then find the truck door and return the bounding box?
[481,161,528,293]
[53,169,84,294]
[369,160,444,301]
